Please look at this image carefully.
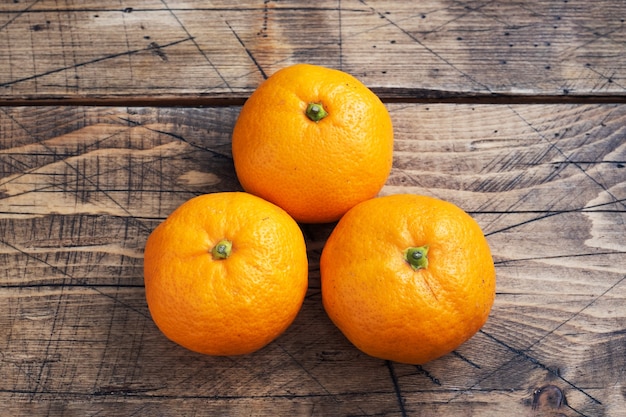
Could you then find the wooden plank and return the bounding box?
[1,104,624,416]
[1,1,625,102]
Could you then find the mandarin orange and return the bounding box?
[320,194,496,364]
[143,192,308,356]
[231,63,393,223]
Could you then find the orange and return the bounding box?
[143,192,308,356]
[231,63,394,224]
[320,194,496,364]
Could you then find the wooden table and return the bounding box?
[1,2,624,416]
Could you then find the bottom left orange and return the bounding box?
[143,192,308,356]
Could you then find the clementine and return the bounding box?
[231,63,394,224]
[320,194,496,364]
[143,192,308,356]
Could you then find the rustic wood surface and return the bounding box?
[1,1,625,417]
[1,0,626,102]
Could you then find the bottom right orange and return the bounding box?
[320,193,496,365]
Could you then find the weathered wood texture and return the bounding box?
[2,0,626,416]
[1,104,625,416]
[1,0,625,102]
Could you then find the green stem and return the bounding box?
[404,245,429,270]
[305,102,328,122]
[211,239,232,260]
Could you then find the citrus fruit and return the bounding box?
[143,192,308,356]
[320,194,496,364]
[231,63,394,224]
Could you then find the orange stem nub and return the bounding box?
[211,239,232,260]
[404,245,429,270]
[306,102,328,122]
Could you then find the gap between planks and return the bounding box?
[0,92,625,108]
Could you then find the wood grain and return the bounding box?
[1,1,626,103]
[1,104,624,416]
[2,0,625,415]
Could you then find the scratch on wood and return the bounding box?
[415,364,442,386]
[157,0,233,90]
[338,0,343,70]
[508,105,626,211]
[479,330,603,405]
[0,0,41,31]
[148,42,168,62]
[451,350,481,369]
[117,116,232,158]
[359,0,492,93]
[483,196,626,237]
[274,343,357,409]
[225,20,267,80]
[0,38,194,88]
[0,111,149,230]
[386,360,408,417]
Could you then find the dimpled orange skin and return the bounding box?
[320,194,496,365]
[143,192,308,356]
[231,63,394,224]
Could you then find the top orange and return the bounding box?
[320,194,496,365]
[231,63,394,224]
